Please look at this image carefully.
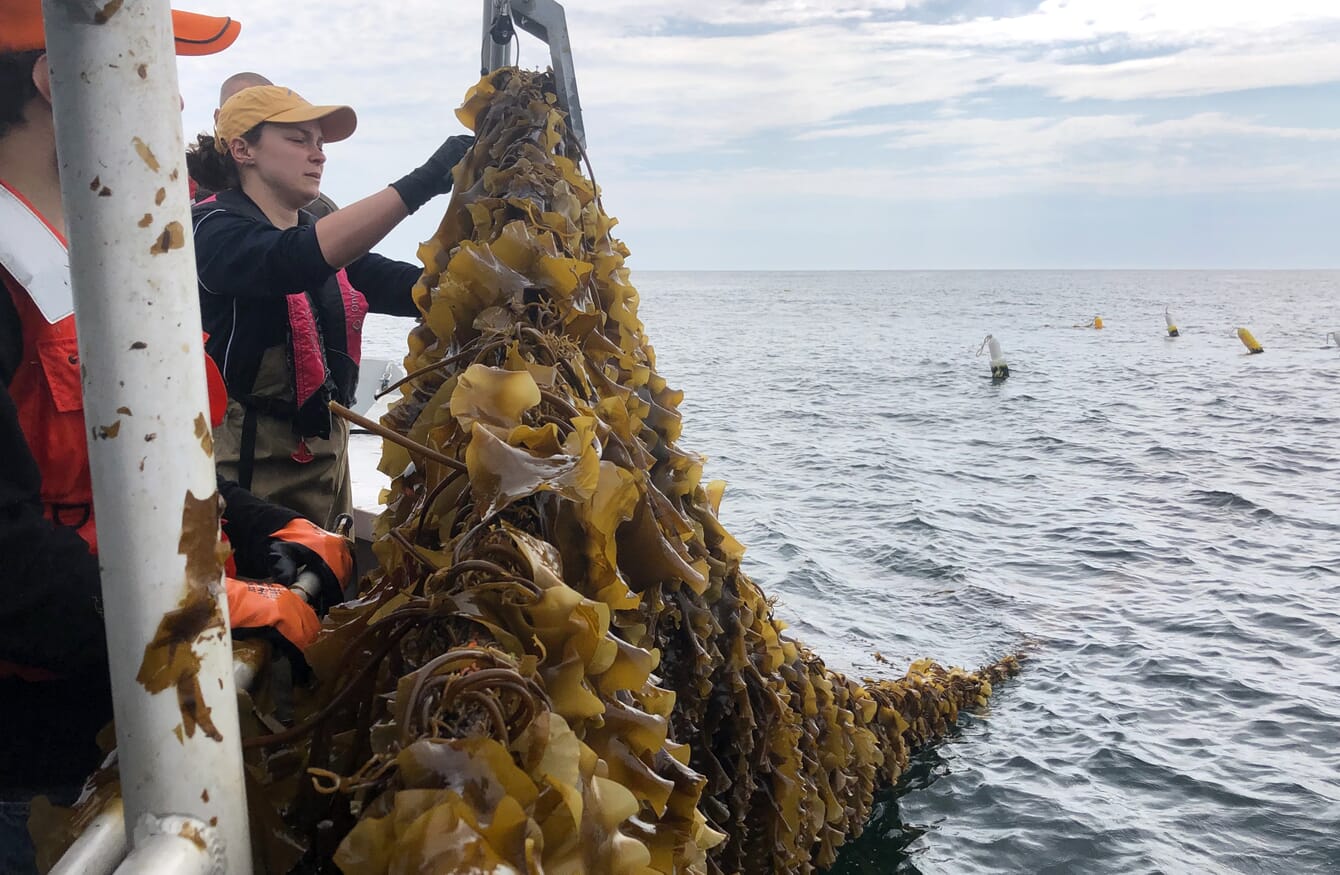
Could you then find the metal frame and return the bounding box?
[481,0,586,148]
[42,0,251,871]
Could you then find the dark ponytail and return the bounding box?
[186,125,263,193]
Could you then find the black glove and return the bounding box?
[390,134,475,214]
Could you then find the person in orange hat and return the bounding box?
[0,8,351,871]
[0,0,242,57]
[186,85,472,530]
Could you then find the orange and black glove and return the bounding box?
[267,519,354,614]
[224,576,321,652]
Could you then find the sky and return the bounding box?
[172,0,1340,269]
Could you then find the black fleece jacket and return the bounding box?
[193,189,420,437]
[0,292,299,786]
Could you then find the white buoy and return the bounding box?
[977,334,1009,381]
[1165,307,1179,337]
[1326,331,1338,348]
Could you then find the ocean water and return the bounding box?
[364,270,1340,874]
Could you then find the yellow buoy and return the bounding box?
[1237,327,1264,354]
[1092,316,1103,330]
[1165,307,1179,337]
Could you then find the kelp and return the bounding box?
[291,68,1021,874]
[39,69,1020,874]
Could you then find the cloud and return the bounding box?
[803,112,1340,152]
[168,0,1340,267]
[1003,41,1340,101]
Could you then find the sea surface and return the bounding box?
[364,270,1340,874]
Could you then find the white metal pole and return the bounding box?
[40,1,251,872]
[48,798,127,875]
[113,826,217,875]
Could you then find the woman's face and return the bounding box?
[240,121,326,209]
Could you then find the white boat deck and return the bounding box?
[348,358,403,543]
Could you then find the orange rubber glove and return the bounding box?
[268,519,354,613]
[225,577,321,651]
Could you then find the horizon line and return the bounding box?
[625,266,1340,273]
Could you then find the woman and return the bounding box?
[187,85,471,528]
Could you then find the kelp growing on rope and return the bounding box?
[287,68,1022,874]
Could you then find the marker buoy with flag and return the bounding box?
[977,334,1010,382]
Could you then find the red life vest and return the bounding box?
[1,182,229,554]
[0,191,98,550]
[193,191,368,442]
[1,182,233,684]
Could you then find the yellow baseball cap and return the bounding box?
[0,0,240,55]
[214,85,357,151]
